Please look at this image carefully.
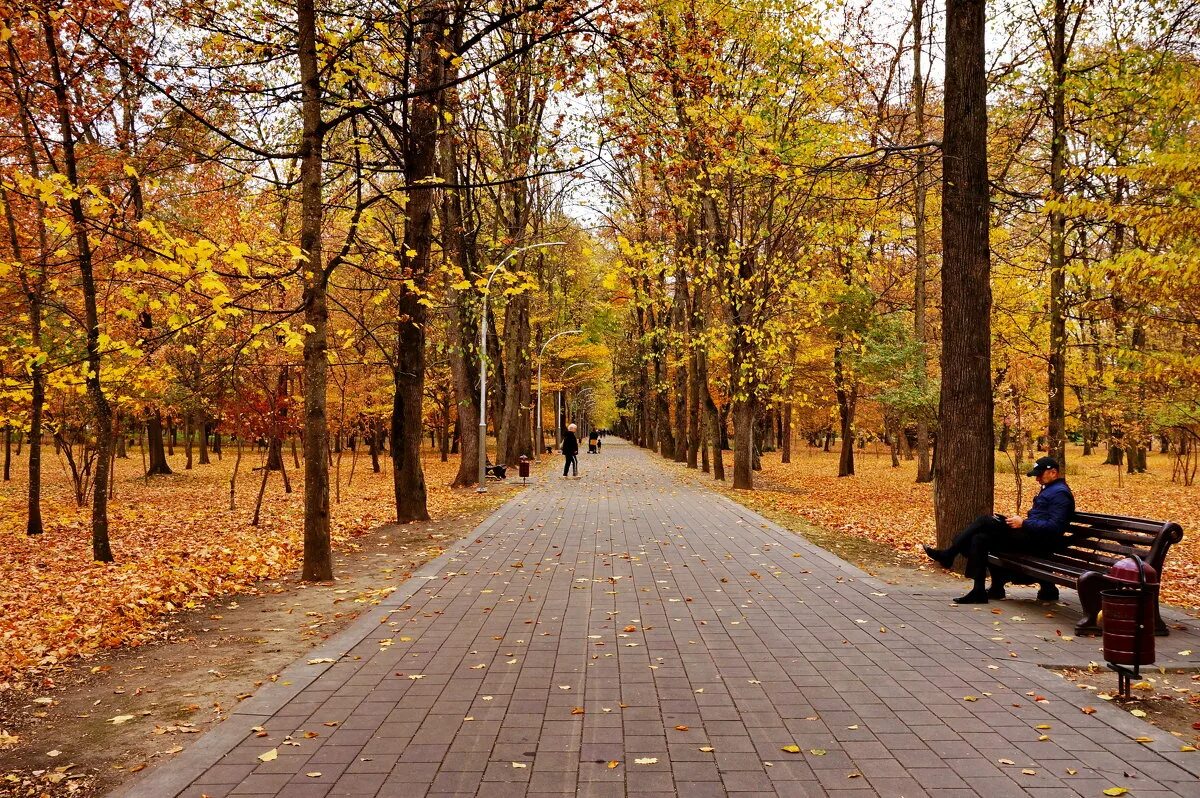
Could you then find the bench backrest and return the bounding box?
[1060,512,1184,575]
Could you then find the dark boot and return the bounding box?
[1036,583,1060,601]
[922,545,955,569]
[953,589,989,604]
[986,584,1006,600]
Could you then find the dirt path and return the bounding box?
[0,479,527,798]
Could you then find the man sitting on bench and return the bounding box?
[923,456,1075,604]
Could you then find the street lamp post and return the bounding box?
[535,329,582,462]
[557,362,592,449]
[478,241,565,492]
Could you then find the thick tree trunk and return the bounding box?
[732,399,754,489]
[198,420,210,464]
[298,0,333,583]
[146,412,172,475]
[935,0,994,546]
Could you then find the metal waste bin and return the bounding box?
[518,455,530,484]
[1101,555,1157,697]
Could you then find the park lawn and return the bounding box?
[741,444,1200,613]
[0,444,503,689]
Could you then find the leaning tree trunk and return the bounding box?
[935,0,994,546]
[45,17,112,561]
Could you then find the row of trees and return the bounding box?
[0,0,616,578]
[601,0,1200,540]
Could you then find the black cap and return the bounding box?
[1026,456,1059,477]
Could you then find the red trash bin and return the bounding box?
[1102,556,1157,697]
[518,455,530,483]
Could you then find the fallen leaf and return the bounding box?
[780,745,801,753]
[511,762,527,768]
[674,725,689,731]
[1130,709,1147,718]
[699,746,714,752]
[258,749,278,762]
[633,757,658,764]
[1102,788,1129,796]
[607,760,619,769]
[809,748,827,756]
[305,772,322,778]
[108,715,135,725]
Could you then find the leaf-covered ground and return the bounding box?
[726,444,1200,613]
[0,444,503,690]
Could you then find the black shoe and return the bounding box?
[986,585,1006,600]
[922,545,954,569]
[953,590,989,604]
[1036,585,1060,601]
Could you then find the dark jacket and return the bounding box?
[1023,478,1075,537]
[562,431,579,457]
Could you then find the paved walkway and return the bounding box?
[116,439,1198,797]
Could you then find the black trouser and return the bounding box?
[946,515,1053,590]
[563,454,578,476]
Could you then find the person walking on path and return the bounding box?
[561,423,579,477]
[923,456,1075,604]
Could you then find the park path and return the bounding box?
[115,438,1198,798]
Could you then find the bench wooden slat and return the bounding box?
[1064,527,1158,548]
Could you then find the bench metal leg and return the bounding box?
[1075,571,1104,636]
[1154,604,1169,636]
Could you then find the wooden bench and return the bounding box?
[988,511,1184,636]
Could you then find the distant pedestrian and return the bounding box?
[587,431,598,454]
[562,423,579,477]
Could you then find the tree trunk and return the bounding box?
[45,18,112,562]
[369,421,381,473]
[936,0,994,546]
[834,343,856,477]
[781,403,792,464]
[440,110,480,487]
[197,421,210,464]
[3,426,10,481]
[1046,0,1069,472]
[912,0,934,484]
[498,292,533,465]
[390,5,447,518]
[731,399,754,489]
[146,412,172,475]
[185,415,194,470]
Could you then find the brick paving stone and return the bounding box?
[111,438,1199,798]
